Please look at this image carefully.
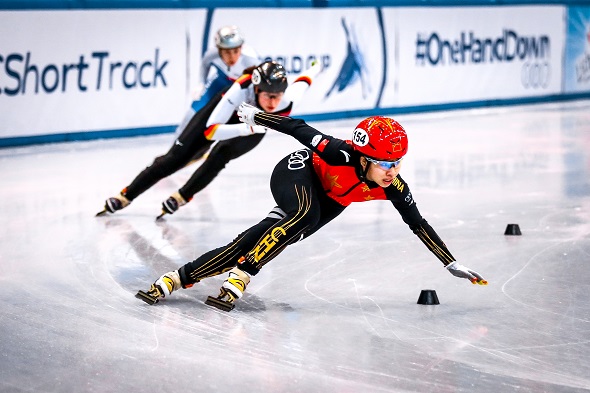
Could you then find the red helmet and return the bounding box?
[351,116,408,161]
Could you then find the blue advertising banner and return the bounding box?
[564,7,590,92]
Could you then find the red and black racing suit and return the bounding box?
[178,114,456,286]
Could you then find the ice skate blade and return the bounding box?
[95,209,108,217]
[205,296,234,312]
[155,211,167,221]
[135,290,159,305]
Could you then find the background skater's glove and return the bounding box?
[249,125,268,135]
[238,103,262,126]
[237,123,268,136]
[446,262,488,285]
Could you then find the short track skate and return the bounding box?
[204,296,235,312]
[155,210,168,221]
[135,290,159,305]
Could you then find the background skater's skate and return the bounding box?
[155,192,188,221]
[96,193,130,216]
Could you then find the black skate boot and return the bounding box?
[156,192,188,220]
[205,267,251,312]
[96,193,130,216]
[136,271,181,305]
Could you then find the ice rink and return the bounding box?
[1,100,589,392]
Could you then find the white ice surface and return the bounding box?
[1,101,590,392]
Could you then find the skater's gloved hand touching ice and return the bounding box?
[446,261,488,285]
[238,103,263,126]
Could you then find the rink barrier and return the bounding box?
[2,0,590,8]
[0,126,174,148]
[2,2,590,147]
[2,92,588,149]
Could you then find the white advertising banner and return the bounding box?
[208,8,385,115]
[0,6,578,144]
[380,6,565,107]
[0,10,206,138]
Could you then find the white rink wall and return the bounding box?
[1,4,590,146]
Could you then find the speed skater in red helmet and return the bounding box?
[135,105,487,311]
[351,116,408,160]
[350,116,408,183]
